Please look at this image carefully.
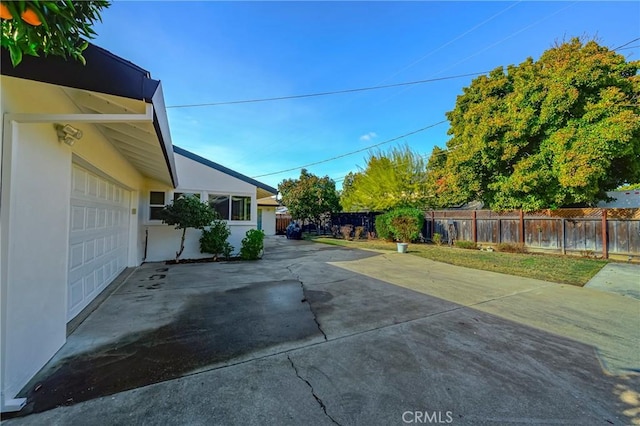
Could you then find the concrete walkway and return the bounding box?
[584,262,640,300]
[4,237,639,425]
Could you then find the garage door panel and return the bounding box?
[68,164,130,321]
[84,273,96,298]
[69,243,84,270]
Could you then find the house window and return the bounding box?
[174,192,201,201]
[207,194,251,221]
[231,196,251,221]
[208,194,230,220]
[149,191,166,220]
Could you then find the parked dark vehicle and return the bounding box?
[286,222,302,240]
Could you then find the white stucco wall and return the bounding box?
[143,152,260,261]
[259,206,277,236]
[1,77,146,407]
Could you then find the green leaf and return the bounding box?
[43,2,60,13]
[8,43,23,66]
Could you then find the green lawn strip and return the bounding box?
[312,237,607,286]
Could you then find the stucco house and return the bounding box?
[0,45,275,412]
[257,196,279,236]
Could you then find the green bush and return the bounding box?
[455,240,477,250]
[240,229,265,260]
[387,207,425,243]
[200,216,233,260]
[432,232,443,246]
[375,213,394,241]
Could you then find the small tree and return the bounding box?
[278,169,341,233]
[199,213,233,261]
[159,195,216,262]
[1,1,110,67]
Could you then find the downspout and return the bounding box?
[144,227,149,262]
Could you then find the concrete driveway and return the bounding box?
[4,237,639,425]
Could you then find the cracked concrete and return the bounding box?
[288,355,340,425]
[4,236,639,425]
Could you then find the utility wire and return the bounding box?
[614,37,640,50]
[165,72,488,109]
[166,37,637,111]
[251,120,447,178]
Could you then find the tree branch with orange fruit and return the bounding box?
[1,0,110,67]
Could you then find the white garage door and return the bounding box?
[68,164,130,321]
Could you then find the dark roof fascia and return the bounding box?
[1,44,159,101]
[173,146,278,195]
[1,43,178,187]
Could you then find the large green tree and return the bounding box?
[1,1,110,66]
[278,169,341,230]
[341,145,431,211]
[426,39,640,211]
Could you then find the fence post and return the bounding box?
[498,219,502,243]
[472,210,477,243]
[602,209,608,259]
[561,219,566,255]
[431,211,435,240]
[519,210,525,244]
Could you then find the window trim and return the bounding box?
[148,190,167,222]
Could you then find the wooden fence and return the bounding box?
[424,208,640,260]
[276,215,292,235]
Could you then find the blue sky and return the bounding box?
[93,1,640,191]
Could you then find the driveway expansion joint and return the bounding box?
[287,355,341,426]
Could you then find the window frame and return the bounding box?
[148,190,167,222]
[207,192,253,223]
[146,190,254,224]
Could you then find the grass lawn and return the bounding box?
[310,236,608,286]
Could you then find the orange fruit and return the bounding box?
[21,8,41,26]
[0,3,13,20]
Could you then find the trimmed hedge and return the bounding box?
[375,207,424,243]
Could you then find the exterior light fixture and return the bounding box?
[54,123,83,146]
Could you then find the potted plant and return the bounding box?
[390,216,415,253]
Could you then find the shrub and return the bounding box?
[375,213,394,241]
[455,240,477,250]
[240,229,265,260]
[341,225,353,240]
[200,215,233,260]
[387,207,425,243]
[432,233,443,246]
[495,243,527,253]
[354,226,365,240]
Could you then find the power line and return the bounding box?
[251,120,448,179]
[165,72,489,109]
[614,37,640,50]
